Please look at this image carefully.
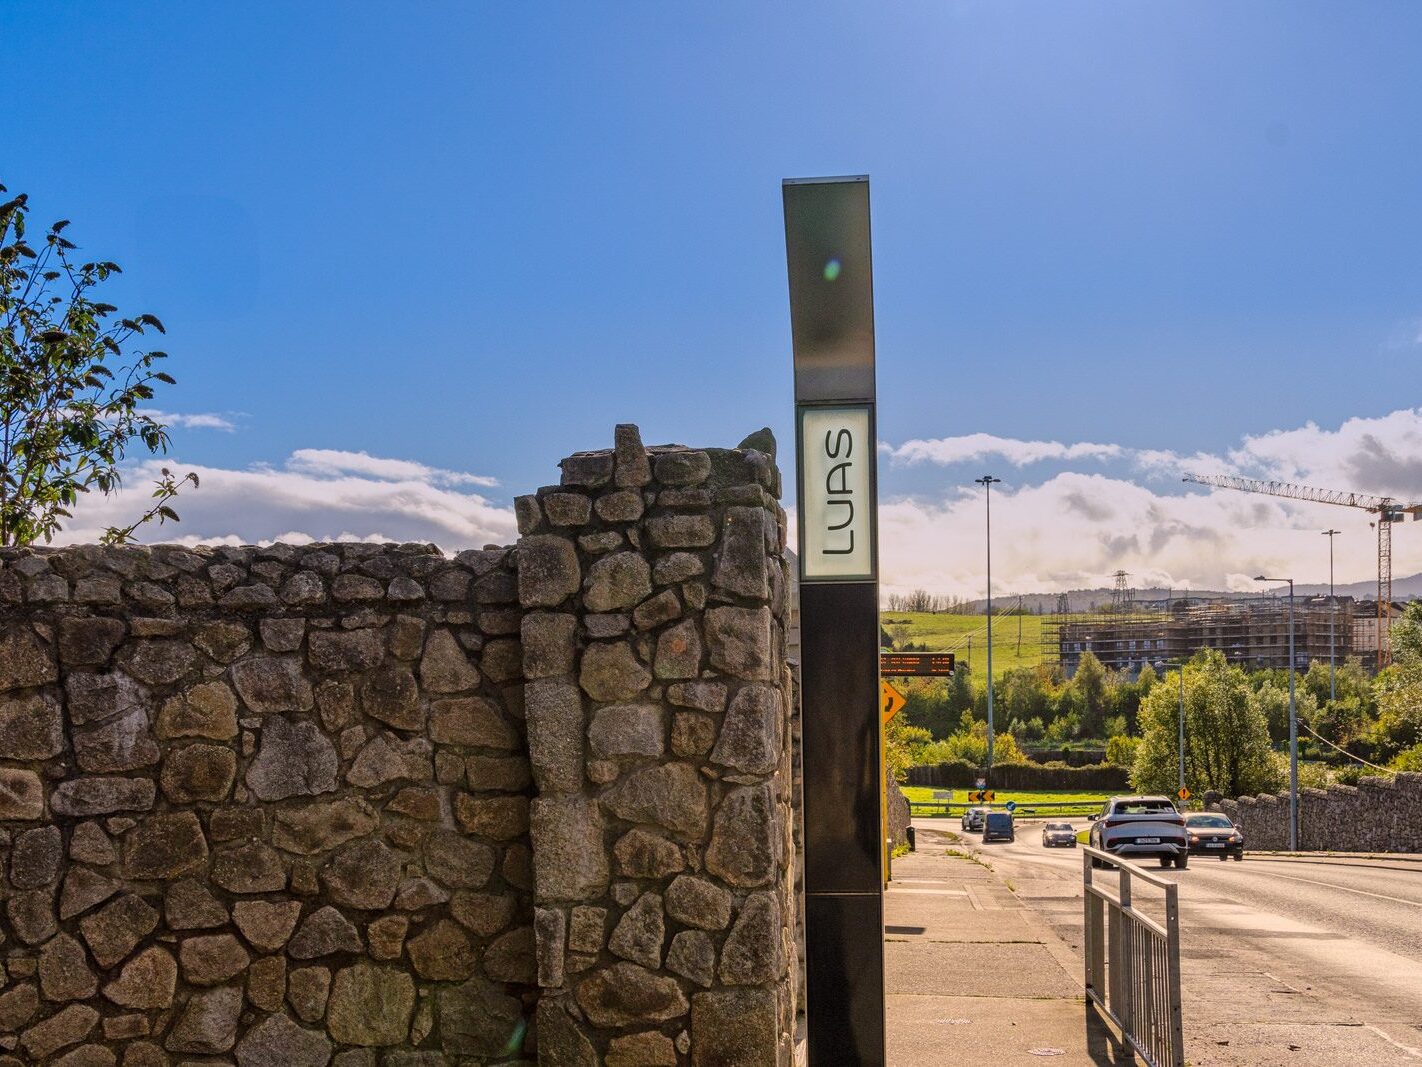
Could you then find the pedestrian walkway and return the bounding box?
[884,826,1133,1065]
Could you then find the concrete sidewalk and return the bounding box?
[884,827,1133,1065]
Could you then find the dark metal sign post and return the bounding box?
[784,175,886,1066]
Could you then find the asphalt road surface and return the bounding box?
[946,818,1422,1065]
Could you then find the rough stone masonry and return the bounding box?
[1210,771,1422,853]
[0,424,797,1067]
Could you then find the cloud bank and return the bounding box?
[57,449,515,552]
[876,408,1422,599]
[40,408,1422,598]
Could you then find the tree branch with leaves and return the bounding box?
[0,183,197,546]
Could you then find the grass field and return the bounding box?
[902,785,1112,817]
[880,612,1053,678]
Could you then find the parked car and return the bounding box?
[982,811,1015,843]
[1041,822,1077,848]
[1184,812,1245,860]
[1087,795,1189,869]
[961,807,986,832]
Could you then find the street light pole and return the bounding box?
[975,476,1001,775]
[1178,662,1186,796]
[1323,530,1339,704]
[1256,575,1298,850]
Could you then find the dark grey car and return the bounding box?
[982,811,1014,843]
[1184,812,1245,860]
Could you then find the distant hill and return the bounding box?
[955,571,1422,613]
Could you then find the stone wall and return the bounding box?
[0,541,536,1064]
[886,779,910,854]
[1211,772,1422,853]
[0,424,797,1066]
[514,425,797,1066]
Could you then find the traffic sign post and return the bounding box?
[880,681,906,723]
[1177,787,1191,802]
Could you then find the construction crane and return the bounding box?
[1181,474,1422,667]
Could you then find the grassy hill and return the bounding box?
[880,611,1056,678]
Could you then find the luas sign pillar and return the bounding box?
[783,175,885,1065]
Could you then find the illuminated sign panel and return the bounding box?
[880,652,956,677]
[798,405,875,581]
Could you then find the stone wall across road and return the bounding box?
[0,424,796,1065]
[1212,772,1422,853]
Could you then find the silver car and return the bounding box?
[961,807,986,832]
[1088,795,1188,869]
[1041,822,1076,848]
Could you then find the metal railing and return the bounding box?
[1082,846,1184,1067]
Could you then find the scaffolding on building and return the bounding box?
[1044,594,1354,675]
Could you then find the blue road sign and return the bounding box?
[1005,801,1017,813]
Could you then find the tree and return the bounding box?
[914,721,1027,767]
[1072,651,1108,738]
[901,677,957,739]
[884,718,933,783]
[1106,734,1139,768]
[1251,680,1318,747]
[1,184,195,546]
[1132,650,1282,797]
[1372,602,1422,761]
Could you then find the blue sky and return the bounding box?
[5,4,1421,593]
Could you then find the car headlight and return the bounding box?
[1188,834,1198,842]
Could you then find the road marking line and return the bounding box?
[1255,870,1422,909]
[1363,1024,1422,1059]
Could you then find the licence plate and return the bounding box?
[1136,837,1160,844]
[1206,842,1226,848]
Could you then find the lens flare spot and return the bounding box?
[823,258,842,282]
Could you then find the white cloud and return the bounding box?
[1225,408,1422,498]
[138,410,240,432]
[886,432,1122,468]
[1131,448,1238,481]
[286,449,500,488]
[875,408,1422,598]
[878,471,1409,599]
[56,451,515,551]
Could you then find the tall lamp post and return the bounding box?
[1256,575,1298,850]
[1322,530,1339,703]
[1177,661,1186,796]
[975,476,1001,774]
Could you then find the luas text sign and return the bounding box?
[798,404,874,581]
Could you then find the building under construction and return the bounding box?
[1048,595,1357,675]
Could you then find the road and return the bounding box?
[937,818,1422,1065]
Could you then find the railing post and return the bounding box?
[1165,882,1185,1067]
[1116,865,1134,1039]
[1082,849,1094,993]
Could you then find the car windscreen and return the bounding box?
[1185,814,1233,828]
[986,813,1012,828]
[1114,801,1177,815]
[1045,823,1072,830]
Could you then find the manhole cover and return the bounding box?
[1027,1049,1066,1057]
